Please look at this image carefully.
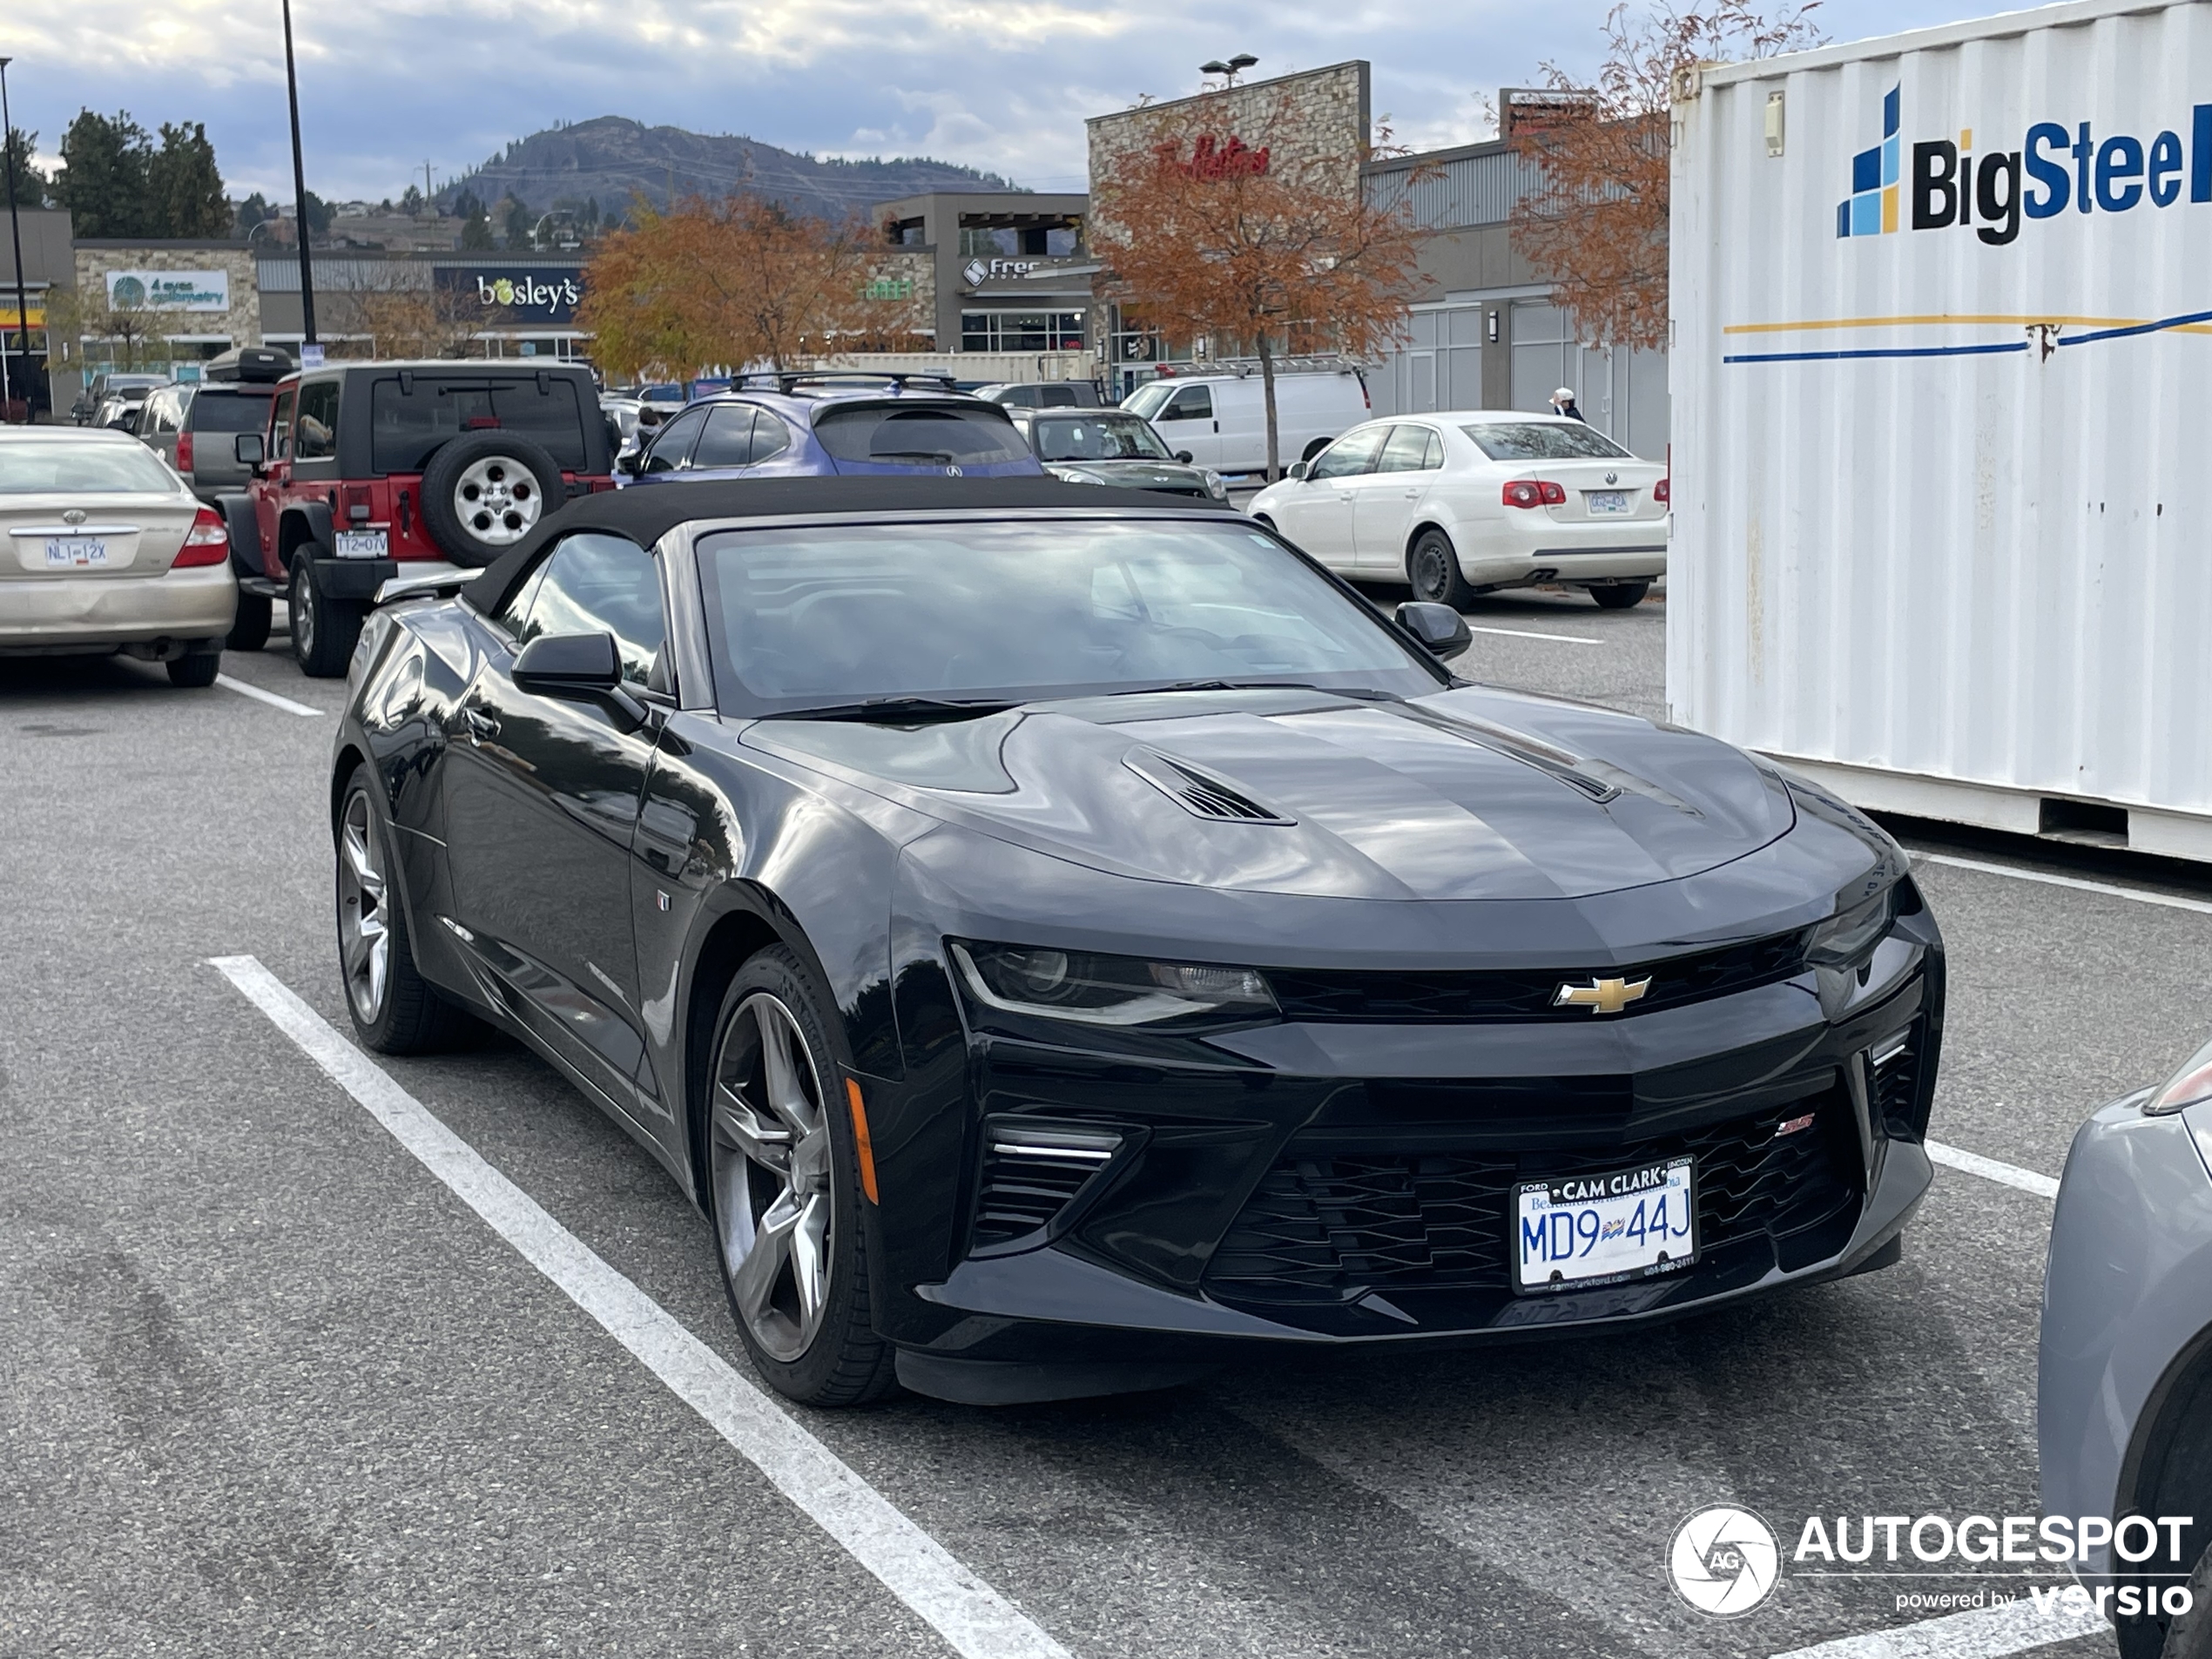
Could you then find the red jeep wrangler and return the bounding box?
[219,361,617,675]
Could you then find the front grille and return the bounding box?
[1266,930,1810,1023]
[1871,1022,1928,1138]
[1205,1103,1856,1303]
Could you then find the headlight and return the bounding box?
[1203,469,1227,498]
[951,941,1278,1028]
[2143,1033,2212,1116]
[1805,884,1897,968]
[1047,465,1105,485]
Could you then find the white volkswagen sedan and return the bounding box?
[1248,412,1669,609]
[0,427,237,685]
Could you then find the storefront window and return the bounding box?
[959,312,1085,353]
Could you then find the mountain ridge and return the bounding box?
[436,116,1022,224]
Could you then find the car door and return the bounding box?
[253,384,298,560]
[684,402,762,480]
[442,529,671,1118]
[1353,424,1443,572]
[1277,424,1387,568]
[285,376,342,542]
[634,405,709,482]
[1151,382,1220,467]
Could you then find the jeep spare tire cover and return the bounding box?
[419,431,565,568]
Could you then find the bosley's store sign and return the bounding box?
[433,266,583,324]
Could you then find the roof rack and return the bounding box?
[1152,355,1364,381]
[734,369,963,395]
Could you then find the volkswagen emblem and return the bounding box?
[944,464,964,477]
[62,509,87,525]
[1604,471,1619,485]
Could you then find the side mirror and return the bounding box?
[1395,601,1473,661]
[1175,449,1193,464]
[234,432,266,467]
[1288,460,1309,482]
[616,448,643,477]
[514,630,623,694]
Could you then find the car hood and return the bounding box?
[745,685,1796,901]
[1051,462,1214,491]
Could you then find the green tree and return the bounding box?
[3,128,48,208]
[400,183,423,214]
[236,191,276,234]
[454,190,494,250]
[299,189,333,235]
[53,110,152,238]
[147,121,228,237]
[502,194,533,246]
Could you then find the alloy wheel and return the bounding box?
[337,789,390,1022]
[711,993,835,1364]
[455,456,542,545]
[292,563,315,659]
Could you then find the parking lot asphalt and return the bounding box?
[5,583,2203,1659]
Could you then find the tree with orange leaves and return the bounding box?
[1511,1,1823,351]
[1091,88,1432,480]
[578,192,919,381]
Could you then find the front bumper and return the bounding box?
[0,565,237,655]
[2040,1096,2212,1589]
[886,946,1939,1378]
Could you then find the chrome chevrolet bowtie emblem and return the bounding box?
[1554,974,1652,1015]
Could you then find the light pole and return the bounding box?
[0,57,33,421]
[1199,52,1258,87]
[281,0,318,353]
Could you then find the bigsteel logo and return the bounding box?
[1838,84,2212,246]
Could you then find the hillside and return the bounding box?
[437,117,1021,223]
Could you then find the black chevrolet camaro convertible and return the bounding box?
[331,476,1943,1405]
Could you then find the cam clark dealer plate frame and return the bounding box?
[1513,1155,1698,1293]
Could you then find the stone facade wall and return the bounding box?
[71,246,260,347]
[1085,61,1372,239]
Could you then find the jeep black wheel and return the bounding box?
[290,553,360,678]
[419,431,565,568]
[228,593,273,652]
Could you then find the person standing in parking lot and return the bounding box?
[1551,387,1585,421]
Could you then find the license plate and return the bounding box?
[1587,490,1629,515]
[44,537,108,569]
[1513,1155,1696,1293]
[334,529,388,559]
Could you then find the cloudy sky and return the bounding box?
[3,0,2025,204]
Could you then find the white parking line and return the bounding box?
[1925,1141,2061,1201]
[1466,624,1606,646]
[1768,1592,2107,1658]
[215,674,323,718]
[207,954,1070,1659]
[1913,852,2212,916]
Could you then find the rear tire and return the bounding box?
[228,593,273,652]
[1406,528,1476,610]
[705,947,898,1407]
[166,650,221,689]
[290,553,360,678]
[1590,582,1650,610]
[336,768,475,1055]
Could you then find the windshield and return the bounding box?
[1033,415,1174,463]
[1121,382,1175,420]
[0,440,179,494]
[368,374,589,473]
[1461,421,1632,462]
[696,518,1442,712]
[813,403,1032,467]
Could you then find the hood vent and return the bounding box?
[1124,751,1296,826]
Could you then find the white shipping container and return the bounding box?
[1669,0,2212,860]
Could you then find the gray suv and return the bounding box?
[138,381,280,504]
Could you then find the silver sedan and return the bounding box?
[2040,1033,2212,1658]
[0,427,238,686]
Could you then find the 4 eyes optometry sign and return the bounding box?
[1837,82,2212,246]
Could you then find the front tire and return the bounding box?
[1407,527,1476,610]
[706,948,896,1406]
[1590,582,1650,610]
[290,553,361,678]
[336,769,474,1054]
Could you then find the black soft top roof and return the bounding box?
[462,475,1235,613]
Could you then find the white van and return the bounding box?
[1122,368,1370,477]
